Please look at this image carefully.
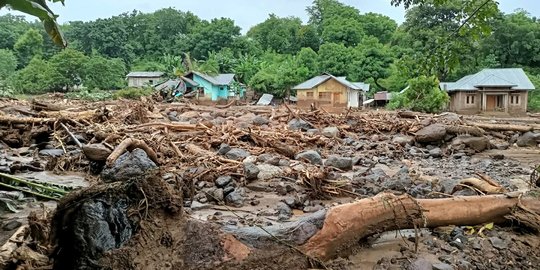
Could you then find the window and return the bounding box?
[220,87,224,90]
[466,95,475,104]
[510,95,520,105]
[319,92,331,100]
[306,92,314,98]
[149,80,154,84]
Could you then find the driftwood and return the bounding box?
[469,122,533,132]
[0,225,29,262]
[185,143,241,164]
[106,138,160,166]
[445,125,485,137]
[452,177,507,194]
[0,115,55,124]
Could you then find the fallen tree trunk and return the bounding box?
[0,115,55,124]
[298,193,540,260]
[469,122,533,132]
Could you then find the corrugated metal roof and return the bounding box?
[443,68,534,91]
[190,71,235,86]
[127,71,165,78]
[292,73,367,91]
[180,76,199,86]
[352,82,370,91]
[256,94,274,105]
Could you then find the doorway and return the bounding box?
[486,95,505,111]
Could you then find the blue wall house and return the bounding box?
[184,71,245,101]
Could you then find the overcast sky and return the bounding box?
[3,0,539,33]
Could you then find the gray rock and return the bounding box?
[39,149,65,157]
[244,162,260,181]
[306,129,320,136]
[392,135,414,146]
[415,124,447,143]
[223,186,235,195]
[489,237,508,250]
[212,188,224,202]
[452,136,490,152]
[494,142,510,150]
[215,176,233,188]
[288,118,313,131]
[303,205,324,213]
[432,263,454,270]
[252,115,270,126]
[2,220,22,231]
[101,149,158,183]
[278,159,290,167]
[257,164,283,180]
[225,148,250,161]
[322,126,339,138]
[429,148,442,158]
[82,144,112,161]
[516,132,540,147]
[439,112,460,122]
[225,188,246,207]
[325,155,353,170]
[295,150,323,165]
[411,258,433,270]
[283,197,296,207]
[190,201,212,211]
[276,202,292,217]
[218,144,232,155]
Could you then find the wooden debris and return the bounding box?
[469,122,533,132]
[106,138,160,166]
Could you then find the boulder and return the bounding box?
[225,148,250,161]
[215,176,233,188]
[101,149,158,183]
[321,127,339,138]
[257,164,283,180]
[415,124,447,143]
[225,188,246,207]
[452,136,490,152]
[243,162,260,181]
[392,135,414,146]
[325,156,353,170]
[429,148,442,158]
[288,118,313,131]
[295,150,323,165]
[217,144,232,155]
[82,143,112,161]
[252,115,270,126]
[516,131,540,147]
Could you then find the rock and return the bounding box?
[217,144,232,155]
[384,166,412,192]
[429,148,442,158]
[223,186,235,195]
[516,132,540,147]
[215,176,233,188]
[452,136,490,152]
[303,205,324,213]
[295,150,323,165]
[212,188,224,202]
[257,164,283,180]
[288,118,313,131]
[392,135,414,146]
[101,149,158,183]
[494,142,510,150]
[244,162,260,181]
[283,197,296,207]
[411,258,433,270]
[325,156,353,170]
[2,220,22,231]
[39,149,65,157]
[438,112,460,122]
[491,154,505,160]
[432,263,454,270]
[225,148,250,161]
[276,202,292,217]
[190,201,212,211]
[322,126,339,138]
[252,115,270,126]
[306,129,320,136]
[278,159,290,167]
[82,143,112,161]
[225,188,246,207]
[179,111,200,119]
[489,237,508,250]
[415,124,447,143]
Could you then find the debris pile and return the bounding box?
[1,96,540,269]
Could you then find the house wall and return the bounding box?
[192,74,236,101]
[297,78,349,111]
[128,76,162,88]
[448,90,528,115]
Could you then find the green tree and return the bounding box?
[358,12,398,44]
[0,49,17,79]
[233,54,261,84]
[317,43,351,76]
[83,55,126,90]
[183,18,241,60]
[388,75,449,113]
[348,38,394,89]
[247,14,305,54]
[295,47,319,77]
[49,48,88,90]
[0,14,30,50]
[11,56,60,94]
[14,28,43,67]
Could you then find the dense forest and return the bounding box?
[0,0,539,110]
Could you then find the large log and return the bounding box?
[469,122,533,132]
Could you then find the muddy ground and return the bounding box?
[1,96,540,269]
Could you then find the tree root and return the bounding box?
[106,138,160,166]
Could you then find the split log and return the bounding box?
[31,100,67,111]
[106,138,159,166]
[469,122,533,132]
[0,115,55,124]
[452,177,506,194]
[445,125,485,137]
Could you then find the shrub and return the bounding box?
[387,75,449,113]
[113,87,153,100]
